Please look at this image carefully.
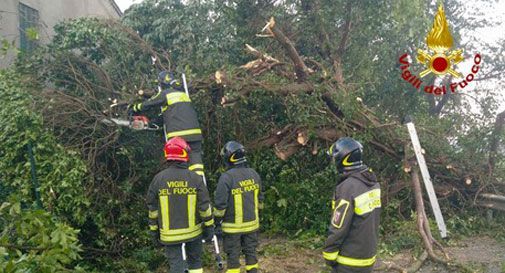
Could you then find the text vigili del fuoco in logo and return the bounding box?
[398,4,482,96]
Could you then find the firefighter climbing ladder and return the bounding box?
[181,73,224,272]
[148,55,223,270]
[405,116,447,238]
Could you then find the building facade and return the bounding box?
[0,0,122,67]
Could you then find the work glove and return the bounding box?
[202,226,215,242]
[151,115,164,127]
[128,103,143,114]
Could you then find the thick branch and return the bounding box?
[479,193,505,202]
[241,44,284,76]
[315,127,342,141]
[332,0,353,84]
[411,166,449,263]
[489,109,505,174]
[274,82,314,95]
[477,193,505,211]
[221,80,314,105]
[82,246,122,254]
[476,202,505,211]
[411,168,434,255]
[321,92,344,118]
[274,143,301,161]
[370,140,400,159]
[429,92,450,116]
[337,0,353,55]
[244,44,280,63]
[0,243,46,251]
[263,17,309,82]
[429,77,453,116]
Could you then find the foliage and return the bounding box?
[379,218,421,256]
[123,0,241,74]
[0,70,89,224]
[1,38,19,57]
[256,150,336,233]
[11,19,176,272]
[0,197,83,273]
[446,209,505,241]
[122,0,291,74]
[1,0,504,271]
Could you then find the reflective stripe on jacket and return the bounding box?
[214,165,264,234]
[323,169,381,269]
[160,90,202,142]
[134,88,202,142]
[147,163,213,244]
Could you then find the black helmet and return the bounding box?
[328,137,363,173]
[221,141,247,166]
[157,70,182,89]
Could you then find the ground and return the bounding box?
[414,236,505,273]
[202,235,505,273]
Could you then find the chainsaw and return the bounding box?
[102,90,161,131]
[107,115,160,131]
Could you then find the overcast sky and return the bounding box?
[115,0,142,12]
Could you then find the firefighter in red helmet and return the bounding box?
[147,137,214,273]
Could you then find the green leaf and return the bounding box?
[277,198,287,208]
[25,27,39,41]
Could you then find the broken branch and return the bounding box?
[260,17,310,82]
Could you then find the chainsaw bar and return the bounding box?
[103,117,160,131]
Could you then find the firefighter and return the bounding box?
[214,141,264,273]
[322,137,381,273]
[130,71,205,177]
[147,137,215,273]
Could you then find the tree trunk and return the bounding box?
[411,166,449,263]
[488,109,505,174]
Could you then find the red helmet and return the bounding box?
[164,137,191,162]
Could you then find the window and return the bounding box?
[18,2,39,52]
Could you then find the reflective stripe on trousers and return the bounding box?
[323,250,339,261]
[336,254,376,267]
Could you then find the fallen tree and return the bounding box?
[10,3,503,269]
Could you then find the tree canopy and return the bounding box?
[1,0,504,272]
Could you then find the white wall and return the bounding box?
[0,0,121,67]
